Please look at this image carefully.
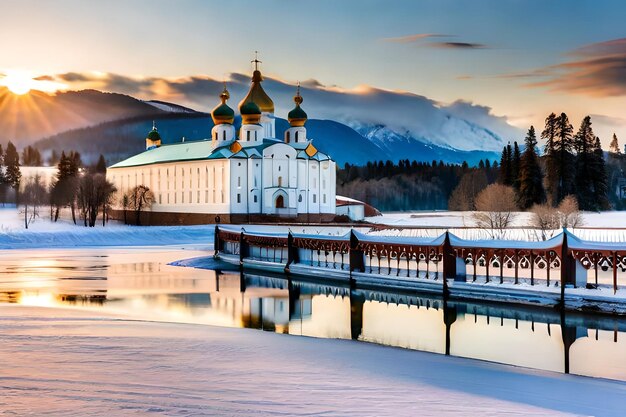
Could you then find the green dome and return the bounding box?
[212,102,235,124]
[288,105,307,120]
[147,128,161,141]
[240,101,261,115]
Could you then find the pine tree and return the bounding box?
[542,113,559,205]
[0,144,6,205]
[555,112,575,201]
[517,126,545,209]
[573,116,596,210]
[591,136,610,210]
[609,133,621,155]
[498,144,513,185]
[511,141,521,191]
[4,141,21,190]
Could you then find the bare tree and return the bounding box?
[126,185,154,226]
[472,183,518,239]
[529,195,583,240]
[76,173,117,227]
[530,204,561,241]
[20,174,48,229]
[448,170,488,211]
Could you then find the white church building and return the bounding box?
[107,63,337,224]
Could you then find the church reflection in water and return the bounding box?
[2,260,626,382]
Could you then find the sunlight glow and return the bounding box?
[0,70,67,95]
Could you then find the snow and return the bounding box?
[0,209,216,249]
[2,305,626,416]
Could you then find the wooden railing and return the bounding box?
[215,226,626,295]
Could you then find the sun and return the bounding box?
[0,70,68,95]
[1,72,35,95]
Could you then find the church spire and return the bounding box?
[239,51,274,113]
[288,82,307,127]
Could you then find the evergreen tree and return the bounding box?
[573,116,596,210]
[511,141,521,191]
[4,141,22,191]
[542,113,559,205]
[554,112,575,201]
[591,136,610,210]
[517,126,545,209]
[609,133,621,155]
[498,144,513,185]
[0,144,6,205]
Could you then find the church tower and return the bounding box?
[146,121,162,150]
[285,84,308,144]
[238,52,275,139]
[210,84,235,148]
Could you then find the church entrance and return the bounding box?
[275,195,285,209]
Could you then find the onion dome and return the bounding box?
[240,100,262,125]
[238,69,275,113]
[288,84,307,127]
[147,122,161,141]
[211,85,235,125]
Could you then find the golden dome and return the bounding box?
[238,69,275,113]
[211,85,235,125]
[240,101,262,125]
[288,84,307,127]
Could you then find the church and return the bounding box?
[107,62,337,224]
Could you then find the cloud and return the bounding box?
[38,70,520,151]
[430,42,487,49]
[522,38,626,97]
[382,33,449,43]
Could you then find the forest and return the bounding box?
[338,113,626,212]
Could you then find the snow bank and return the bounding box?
[2,305,625,416]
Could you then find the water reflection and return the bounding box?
[0,248,625,382]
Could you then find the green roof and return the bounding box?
[212,103,234,117]
[109,138,328,169]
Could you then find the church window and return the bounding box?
[189,191,192,202]
[214,132,217,140]
[197,191,200,203]
[323,179,326,189]
[175,193,178,204]
[206,167,209,188]
[182,192,184,203]
[222,130,226,140]
[238,177,241,187]
[313,194,317,203]
[205,190,208,203]
[254,176,257,187]
[159,194,162,204]
[247,131,250,141]
[253,195,258,203]
[323,194,327,204]
[295,131,299,141]
[255,131,258,141]
[238,162,241,166]
[221,190,224,202]
[167,194,170,204]
[278,166,281,172]
[286,132,290,143]
[313,178,317,188]
[278,176,283,187]
[298,194,303,203]
[237,194,241,203]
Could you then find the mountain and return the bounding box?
[35,113,498,166]
[0,88,164,146]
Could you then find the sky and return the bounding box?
[2,0,626,147]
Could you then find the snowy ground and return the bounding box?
[368,210,626,229]
[2,305,626,417]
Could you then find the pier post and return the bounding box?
[285,231,299,273]
[239,230,249,268]
[214,225,220,259]
[560,231,572,303]
[442,232,459,281]
[349,230,365,273]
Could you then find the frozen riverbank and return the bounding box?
[1,305,625,416]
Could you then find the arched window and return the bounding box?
[222,130,226,140]
[295,131,299,141]
[278,176,283,187]
[298,194,303,203]
[247,130,250,141]
[286,132,290,143]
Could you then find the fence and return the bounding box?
[215,226,626,295]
